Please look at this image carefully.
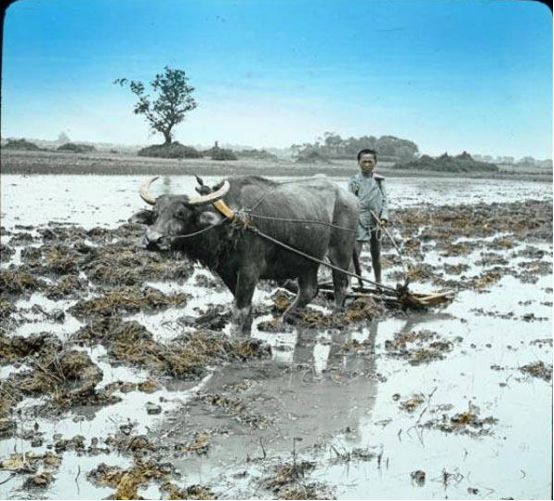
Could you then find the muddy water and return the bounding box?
[1,174,552,499]
[1,175,551,229]
[155,273,552,500]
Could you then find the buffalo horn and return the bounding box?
[139,176,159,205]
[186,180,230,206]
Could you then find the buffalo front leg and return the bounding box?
[232,267,260,334]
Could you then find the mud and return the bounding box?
[0,174,552,499]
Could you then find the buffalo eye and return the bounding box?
[174,208,189,221]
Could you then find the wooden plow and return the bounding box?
[281,280,455,311]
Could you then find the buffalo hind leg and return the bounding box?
[282,267,319,323]
[329,248,352,312]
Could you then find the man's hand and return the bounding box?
[380,219,388,228]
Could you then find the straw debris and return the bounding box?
[70,286,189,317]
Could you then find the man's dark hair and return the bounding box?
[357,149,377,162]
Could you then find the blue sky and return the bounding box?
[2,0,552,158]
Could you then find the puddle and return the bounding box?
[12,294,82,340]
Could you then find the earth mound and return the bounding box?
[202,145,238,161]
[138,142,203,159]
[395,152,499,172]
[3,139,41,151]
[210,147,237,161]
[237,149,278,161]
[295,150,331,164]
[57,143,96,153]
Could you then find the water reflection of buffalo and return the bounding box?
[135,175,359,333]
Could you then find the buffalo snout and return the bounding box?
[143,229,171,251]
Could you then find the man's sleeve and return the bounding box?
[348,176,358,196]
[379,179,389,220]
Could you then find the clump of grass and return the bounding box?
[44,245,81,274]
[450,411,477,427]
[160,482,214,500]
[70,286,189,317]
[271,290,292,313]
[342,297,381,323]
[265,461,316,491]
[90,459,174,500]
[74,319,270,379]
[0,332,62,361]
[0,268,42,295]
[471,270,503,290]
[385,330,435,352]
[424,403,498,436]
[520,361,552,381]
[45,275,86,299]
[15,349,102,397]
[385,330,455,365]
[440,244,472,257]
[0,299,15,319]
[400,393,425,412]
[406,263,438,281]
[181,432,212,455]
[269,294,381,330]
[264,461,332,499]
[4,347,111,412]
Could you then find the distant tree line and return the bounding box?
[291,132,420,163]
[474,154,552,168]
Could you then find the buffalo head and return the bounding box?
[136,176,230,251]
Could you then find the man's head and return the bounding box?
[357,149,377,175]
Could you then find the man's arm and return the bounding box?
[378,178,388,222]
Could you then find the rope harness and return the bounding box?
[148,177,454,309]
[207,182,398,293]
[170,219,227,242]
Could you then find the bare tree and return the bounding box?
[115,66,197,145]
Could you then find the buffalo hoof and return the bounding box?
[332,304,345,314]
[231,306,252,335]
[229,323,252,336]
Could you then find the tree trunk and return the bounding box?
[163,130,172,145]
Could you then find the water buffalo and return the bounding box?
[136,175,359,333]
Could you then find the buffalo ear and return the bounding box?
[197,210,223,227]
[195,185,212,195]
[129,209,155,225]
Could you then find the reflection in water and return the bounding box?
[270,319,382,443]
[290,319,379,376]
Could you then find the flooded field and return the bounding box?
[1,174,552,500]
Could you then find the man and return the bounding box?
[348,148,388,284]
